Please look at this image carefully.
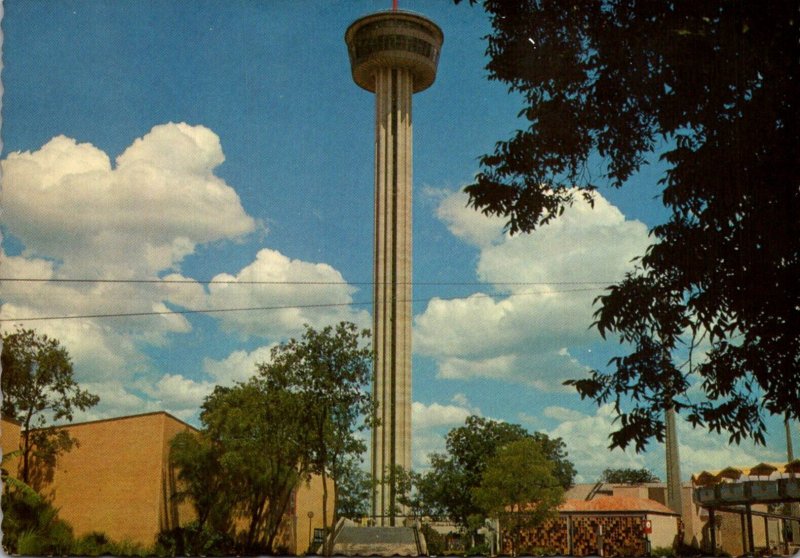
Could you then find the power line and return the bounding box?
[0,287,602,323]
[0,277,614,286]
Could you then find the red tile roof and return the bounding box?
[559,496,677,515]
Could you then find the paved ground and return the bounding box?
[332,525,420,556]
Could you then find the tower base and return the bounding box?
[331,523,426,557]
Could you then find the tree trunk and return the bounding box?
[245,493,267,552]
[322,467,330,556]
[21,409,33,484]
[265,481,295,554]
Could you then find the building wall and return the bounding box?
[502,513,678,557]
[3,411,335,554]
[284,475,334,554]
[570,482,705,549]
[160,413,198,533]
[504,516,568,555]
[31,412,196,546]
[1,416,20,476]
[709,505,775,556]
[649,514,679,550]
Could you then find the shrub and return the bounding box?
[72,531,112,555]
[676,542,704,557]
[421,523,446,556]
[1,477,75,555]
[156,521,236,556]
[108,538,151,556]
[519,545,557,556]
[466,542,491,555]
[651,545,675,557]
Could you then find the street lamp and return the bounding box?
[307,510,314,551]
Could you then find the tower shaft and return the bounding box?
[665,407,683,514]
[346,9,442,526]
[372,66,414,524]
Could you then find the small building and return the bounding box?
[1,411,331,554]
[27,411,196,544]
[500,495,679,556]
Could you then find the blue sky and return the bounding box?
[0,0,790,482]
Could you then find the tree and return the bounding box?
[334,456,372,519]
[600,468,660,484]
[197,378,309,554]
[1,328,99,485]
[169,431,235,538]
[454,0,799,450]
[390,465,428,519]
[473,438,564,557]
[260,322,373,555]
[419,416,574,538]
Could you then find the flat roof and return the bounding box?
[33,410,199,433]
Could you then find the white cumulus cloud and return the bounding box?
[413,401,473,429]
[2,123,256,279]
[539,404,782,483]
[1,124,260,389]
[203,344,277,385]
[411,395,483,469]
[1,124,365,424]
[415,189,650,390]
[200,248,371,339]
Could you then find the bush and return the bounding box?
[466,542,491,556]
[156,521,236,556]
[1,478,75,555]
[519,545,557,556]
[676,542,704,557]
[651,545,675,557]
[72,531,112,555]
[421,523,446,556]
[107,538,151,556]
[67,531,152,556]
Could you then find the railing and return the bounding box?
[694,478,800,505]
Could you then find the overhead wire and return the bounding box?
[0,287,604,323]
[0,277,614,286]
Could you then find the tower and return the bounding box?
[345,9,443,525]
[665,407,683,514]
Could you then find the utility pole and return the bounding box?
[787,417,800,545]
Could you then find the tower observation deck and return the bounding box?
[345,10,443,526]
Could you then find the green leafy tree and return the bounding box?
[169,431,235,537]
[454,0,799,450]
[600,467,660,484]
[260,322,373,555]
[419,416,574,538]
[335,456,372,519]
[198,378,309,554]
[1,328,99,486]
[389,465,427,519]
[474,439,564,557]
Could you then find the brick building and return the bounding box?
[506,480,791,557]
[1,411,331,553]
[0,415,20,478]
[500,495,679,556]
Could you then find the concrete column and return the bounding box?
[786,418,800,543]
[709,508,717,556]
[371,66,414,525]
[346,9,442,528]
[665,407,683,514]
